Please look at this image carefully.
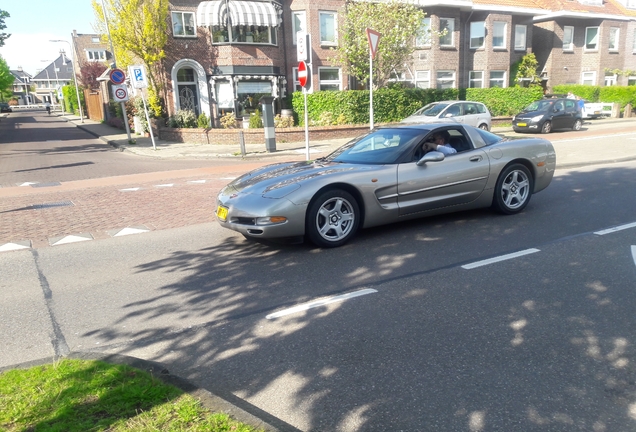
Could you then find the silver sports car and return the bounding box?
[216,123,556,248]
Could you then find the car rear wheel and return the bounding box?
[478,124,489,131]
[492,164,533,215]
[306,189,360,248]
[541,121,552,134]
[572,119,582,131]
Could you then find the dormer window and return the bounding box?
[92,37,100,43]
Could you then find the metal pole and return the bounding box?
[303,87,309,160]
[44,68,53,107]
[52,59,63,113]
[369,52,374,131]
[140,91,156,150]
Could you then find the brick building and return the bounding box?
[157,0,636,121]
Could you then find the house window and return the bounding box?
[292,68,302,91]
[212,24,277,45]
[628,76,636,85]
[439,18,454,47]
[563,26,574,51]
[470,21,485,49]
[585,27,599,50]
[416,17,431,47]
[415,71,430,88]
[490,71,506,88]
[172,12,196,37]
[319,11,337,46]
[318,67,341,91]
[514,25,527,50]
[633,32,636,52]
[469,71,484,88]
[86,50,106,61]
[436,70,455,89]
[604,73,617,86]
[493,21,506,48]
[609,27,619,51]
[91,37,100,43]
[581,71,596,85]
[292,11,306,45]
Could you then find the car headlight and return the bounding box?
[531,115,544,122]
[262,183,300,199]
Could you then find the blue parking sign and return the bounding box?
[128,65,148,89]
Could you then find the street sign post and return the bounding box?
[366,28,382,130]
[128,64,148,89]
[109,68,126,85]
[296,33,312,63]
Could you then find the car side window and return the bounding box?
[463,103,477,115]
[445,105,461,117]
[475,104,486,114]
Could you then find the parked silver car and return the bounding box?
[401,101,492,130]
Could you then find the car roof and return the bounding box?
[379,122,464,131]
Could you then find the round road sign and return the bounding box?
[298,61,308,88]
[109,68,126,85]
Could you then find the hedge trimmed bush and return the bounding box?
[554,84,636,110]
[291,86,544,125]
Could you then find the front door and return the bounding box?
[178,84,199,116]
[397,148,490,216]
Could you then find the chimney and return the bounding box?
[17,66,23,72]
[73,29,78,38]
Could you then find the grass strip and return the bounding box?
[0,358,261,432]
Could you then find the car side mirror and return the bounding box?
[417,151,445,166]
[445,113,453,118]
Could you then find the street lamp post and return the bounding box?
[42,67,53,107]
[50,38,84,123]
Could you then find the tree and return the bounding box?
[514,53,542,87]
[0,55,14,101]
[332,0,426,89]
[79,61,108,89]
[0,9,10,47]
[92,0,168,116]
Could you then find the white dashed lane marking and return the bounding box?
[462,248,541,270]
[594,222,636,235]
[0,241,31,252]
[266,288,377,319]
[50,234,94,246]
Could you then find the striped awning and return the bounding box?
[197,1,279,27]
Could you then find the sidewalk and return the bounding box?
[61,113,636,168]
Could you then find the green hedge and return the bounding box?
[553,84,636,110]
[62,84,85,116]
[291,86,544,125]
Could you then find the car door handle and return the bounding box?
[469,156,482,162]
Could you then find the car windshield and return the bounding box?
[324,128,423,164]
[412,103,449,117]
[523,100,554,112]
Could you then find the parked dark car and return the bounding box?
[512,98,582,134]
[0,102,12,113]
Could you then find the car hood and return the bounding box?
[224,160,374,196]
[515,109,546,119]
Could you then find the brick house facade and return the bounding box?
[157,0,636,125]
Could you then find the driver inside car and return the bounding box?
[422,131,457,156]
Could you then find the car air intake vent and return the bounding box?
[234,217,256,225]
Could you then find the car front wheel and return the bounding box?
[572,119,582,131]
[306,189,360,248]
[492,164,533,215]
[478,124,489,131]
[541,121,552,134]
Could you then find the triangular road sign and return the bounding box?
[366,28,382,59]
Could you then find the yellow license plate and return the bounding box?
[216,205,228,221]
[517,122,527,127]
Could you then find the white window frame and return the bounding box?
[563,26,574,51]
[439,18,455,47]
[514,25,527,51]
[415,70,430,88]
[493,21,506,49]
[581,71,597,85]
[489,71,506,88]
[470,21,485,49]
[172,11,196,37]
[416,17,431,47]
[469,71,484,88]
[609,27,620,52]
[628,75,636,85]
[86,50,106,61]
[436,70,456,89]
[585,26,599,51]
[318,67,341,91]
[604,73,617,86]
[319,11,337,46]
[633,32,636,53]
[292,11,306,45]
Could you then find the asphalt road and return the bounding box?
[2,110,636,431]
